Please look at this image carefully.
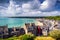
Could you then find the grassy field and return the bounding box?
[1,36,55,40]
[34,37,55,40]
[44,16,60,20]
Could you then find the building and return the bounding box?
[0,25,8,38]
[25,23,37,35]
[8,27,25,37]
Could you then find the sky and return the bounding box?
[0,0,60,17]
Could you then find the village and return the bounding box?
[0,18,60,39]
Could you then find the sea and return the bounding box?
[0,18,36,28]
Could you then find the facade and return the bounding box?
[0,25,8,38]
[8,27,25,37]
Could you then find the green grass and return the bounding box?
[44,16,60,20]
[34,37,56,40]
[0,34,56,40]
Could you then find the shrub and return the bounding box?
[3,36,19,40]
[49,30,60,40]
[34,37,55,40]
[18,33,35,40]
[0,38,3,40]
[2,33,35,40]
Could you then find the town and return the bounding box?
[0,18,60,39]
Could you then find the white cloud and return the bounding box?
[22,3,31,9]
[22,3,32,13]
[0,0,59,17]
[40,0,57,11]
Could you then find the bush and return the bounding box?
[4,36,18,40]
[2,33,35,40]
[34,37,55,40]
[49,30,60,40]
[18,33,35,40]
[0,38,4,40]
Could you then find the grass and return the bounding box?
[44,16,60,20]
[34,36,56,40]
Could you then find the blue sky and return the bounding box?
[0,0,60,17]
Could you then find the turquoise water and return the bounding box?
[0,18,36,28]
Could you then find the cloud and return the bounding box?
[22,3,32,13]
[40,0,57,11]
[16,10,60,17]
[0,0,60,17]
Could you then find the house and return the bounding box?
[0,25,8,38]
